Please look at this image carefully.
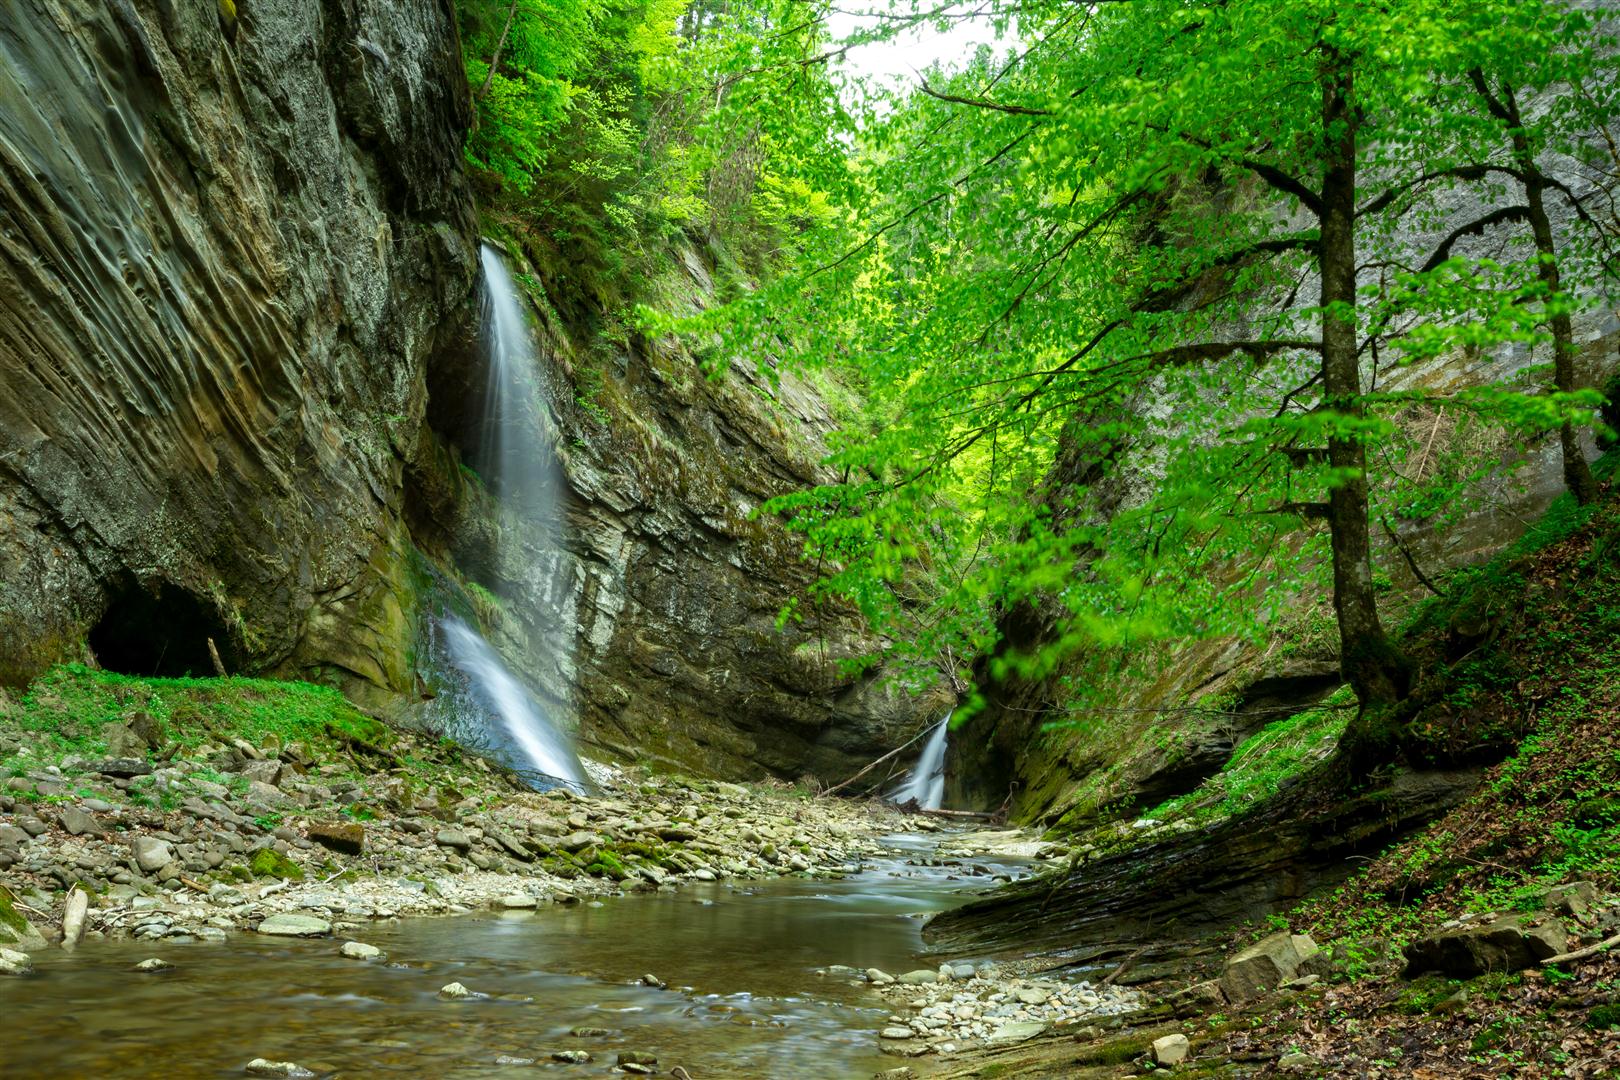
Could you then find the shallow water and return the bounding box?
[1,834,1026,1079]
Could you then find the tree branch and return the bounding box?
[919,79,1051,116]
[1420,205,1532,272]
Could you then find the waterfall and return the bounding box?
[891,714,950,810]
[428,242,587,793]
[439,616,589,793]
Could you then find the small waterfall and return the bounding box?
[891,714,950,810]
[425,242,586,792]
[438,616,589,793]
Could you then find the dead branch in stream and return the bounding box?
[822,721,942,797]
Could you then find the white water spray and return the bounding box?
[892,714,950,810]
[431,243,586,792]
[440,615,588,792]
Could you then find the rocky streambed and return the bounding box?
[0,730,1149,1077]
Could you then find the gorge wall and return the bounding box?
[0,0,937,782]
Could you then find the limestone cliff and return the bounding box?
[0,0,478,689]
[0,0,939,782]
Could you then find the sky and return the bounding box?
[824,3,1005,95]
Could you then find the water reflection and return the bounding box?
[0,835,1030,1079]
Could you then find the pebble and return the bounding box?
[494,1055,534,1066]
[244,1060,315,1078]
[256,914,332,937]
[880,1027,915,1040]
[570,1027,613,1037]
[340,941,382,960]
[133,958,172,972]
[1152,1033,1191,1066]
[439,981,472,999]
[552,1050,591,1063]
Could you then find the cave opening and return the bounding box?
[88,579,237,678]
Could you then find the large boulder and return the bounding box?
[1403,913,1567,978]
[1221,931,1326,1004]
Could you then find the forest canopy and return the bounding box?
[460,0,1620,756]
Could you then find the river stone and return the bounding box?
[439,981,472,999]
[879,1027,915,1040]
[0,947,32,976]
[1014,985,1050,1005]
[244,1060,315,1078]
[340,941,382,960]
[435,829,472,853]
[569,1027,612,1037]
[60,887,88,952]
[130,836,174,874]
[867,968,895,985]
[494,1056,534,1066]
[897,969,938,985]
[307,822,364,855]
[498,894,537,910]
[58,805,104,837]
[987,1020,1048,1044]
[616,1051,657,1066]
[552,1050,591,1063]
[256,914,332,937]
[1152,1034,1191,1066]
[134,958,172,972]
[96,759,152,779]
[560,831,599,853]
[241,759,283,787]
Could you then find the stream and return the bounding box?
[1,834,1029,1079]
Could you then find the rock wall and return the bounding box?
[0,1,941,782]
[413,245,946,780]
[0,0,478,690]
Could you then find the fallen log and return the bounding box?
[1542,931,1620,967]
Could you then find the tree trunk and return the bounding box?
[1504,88,1599,506]
[479,0,521,101]
[1319,56,1408,708]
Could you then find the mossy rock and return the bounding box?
[1396,975,1462,1015]
[249,848,305,880]
[586,850,630,881]
[0,883,45,948]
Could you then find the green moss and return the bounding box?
[0,883,30,941]
[1396,975,1461,1015]
[1589,1004,1620,1031]
[586,849,630,880]
[248,848,304,881]
[7,664,384,765]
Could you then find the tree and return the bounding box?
[658,0,1614,738]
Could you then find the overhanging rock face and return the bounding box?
[0,0,478,689]
[0,4,944,782]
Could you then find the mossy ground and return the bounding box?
[0,665,388,764]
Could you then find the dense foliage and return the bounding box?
[457,0,854,275]
[642,0,1618,754]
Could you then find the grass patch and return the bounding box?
[1146,685,1356,826]
[2,664,388,768]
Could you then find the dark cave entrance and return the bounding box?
[88,579,238,678]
